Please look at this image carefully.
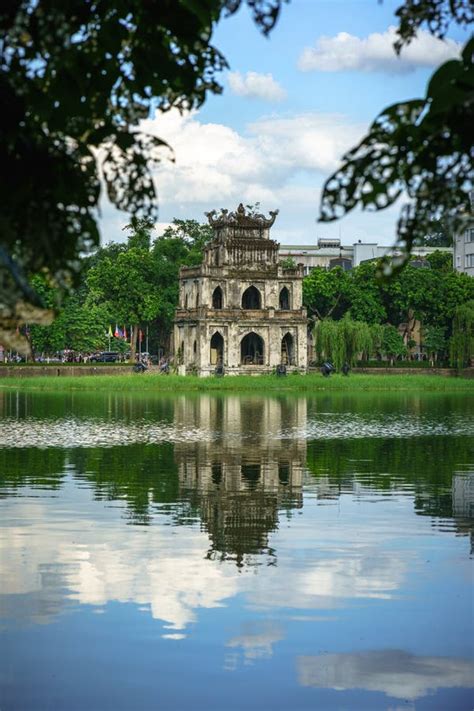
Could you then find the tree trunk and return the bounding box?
[130,325,137,362]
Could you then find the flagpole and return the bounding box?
[146,325,149,354]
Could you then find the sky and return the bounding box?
[100,0,467,248]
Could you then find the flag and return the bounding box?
[108,325,113,338]
[123,326,127,340]
[139,329,143,343]
[114,324,119,338]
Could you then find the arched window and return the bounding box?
[241,332,264,365]
[212,286,223,309]
[241,285,261,309]
[281,332,294,365]
[279,286,290,310]
[210,332,224,365]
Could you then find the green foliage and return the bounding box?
[425,250,452,271]
[29,217,212,355]
[314,317,374,369]
[382,325,407,361]
[423,324,446,363]
[31,295,111,354]
[450,300,474,369]
[303,266,351,321]
[280,257,297,269]
[303,257,474,339]
[347,261,387,323]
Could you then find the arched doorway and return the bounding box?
[212,286,223,309]
[210,332,224,365]
[281,332,294,365]
[242,285,261,309]
[241,332,264,365]
[279,287,290,310]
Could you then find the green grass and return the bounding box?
[0,372,472,393]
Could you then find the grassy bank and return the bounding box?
[0,373,472,393]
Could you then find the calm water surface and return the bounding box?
[0,390,473,711]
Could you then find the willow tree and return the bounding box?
[450,301,474,369]
[314,317,373,370]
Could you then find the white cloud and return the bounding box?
[298,26,461,74]
[100,109,403,246]
[139,109,362,208]
[228,71,286,102]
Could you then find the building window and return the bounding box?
[466,229,474,243]
[466,254,474,268]
[279,287,290,310]
[193,340,197,355]
[212,286,223,309]
[241,285,262,309]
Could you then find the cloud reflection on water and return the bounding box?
[297,650,474,701]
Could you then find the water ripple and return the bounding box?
[0,410,472,449]
[281,412,474,441]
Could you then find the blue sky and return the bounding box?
[101,0,467,247]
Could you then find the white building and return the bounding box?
[453,225,474,277]
[279,238,453,275]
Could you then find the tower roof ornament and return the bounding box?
[205,203,279,229]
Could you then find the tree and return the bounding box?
[423,324,447,365]
[450,300,474,369]
[347,261,387,324]
[86,220,161,359]
[0,0,287,352]
[382,325,407,364]
[303,266,351,321]
[150,219,213,346]
[314,316,373,369]
[320,4,473,273]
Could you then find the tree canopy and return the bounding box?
[28,218,212,358]
[0,0,287,352]
[304,255,474,364]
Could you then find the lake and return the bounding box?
[0,389,473,710]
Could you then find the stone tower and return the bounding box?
[173,204,307,376]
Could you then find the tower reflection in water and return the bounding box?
[174,395,306,567]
